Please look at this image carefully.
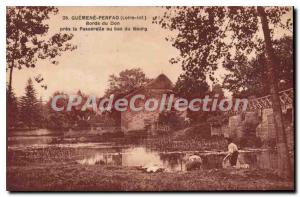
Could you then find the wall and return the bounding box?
[256,108,294,149]
[121,89,170,134]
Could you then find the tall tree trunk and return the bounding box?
[8,33,19,94]
[8,10,20,94]
[8,65,14,93]
[257,6,292,179]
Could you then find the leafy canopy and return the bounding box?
[7,6,77,86]
[154,6,292,97]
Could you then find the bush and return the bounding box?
[185,124,211,139]
[158,111,185,130]
[238,136,263,148]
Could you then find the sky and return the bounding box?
[8,7,292,100]
[9,7,185,100]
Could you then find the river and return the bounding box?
[8,129,281,172]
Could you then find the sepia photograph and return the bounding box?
[6,5,295,191]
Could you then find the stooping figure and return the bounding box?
[227,138,239,166]
[222,138,239,168]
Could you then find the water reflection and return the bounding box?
[77,147,280,172]
[8,136,54,146]
[8,129,57,136]
[8,130,283,172]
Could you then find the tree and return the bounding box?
[46,91,70,130]
[35,96,47,128]
[257,6,291,178]
[19,78,41,128]
[105,68,151,97]
[70,90,95,129]
[174,74,209,100]
[223,36,293,98]
[46,90,95,130]
[174,76,227,125]
[158,110,184,131]
[7,86,19,128]
[104,68,151,125]
[6,6,77,92]
[155,6,292,178]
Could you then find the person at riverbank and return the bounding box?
[186,153,202,171]
[227,138,239,166]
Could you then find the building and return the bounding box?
[121,74,174,134]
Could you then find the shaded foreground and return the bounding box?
[7,162,294,191]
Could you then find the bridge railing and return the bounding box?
[225,88,293,115]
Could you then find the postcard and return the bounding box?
[6,6,294,191]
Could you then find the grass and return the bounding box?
[142,136,228,152]
[8,147,87,165]
[7,162,294,191]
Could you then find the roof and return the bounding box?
[145,74,173,90]
[124,73,173,99]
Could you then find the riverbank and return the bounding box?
[7,162,294,191]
